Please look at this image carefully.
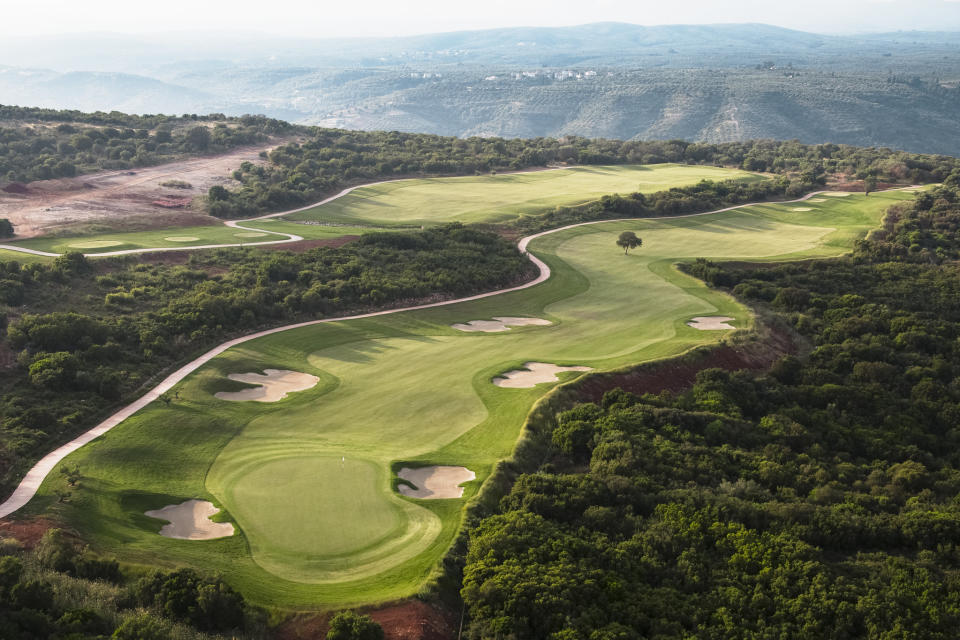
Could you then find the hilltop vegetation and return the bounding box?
[459,180,960,638]
[0,107,295,184]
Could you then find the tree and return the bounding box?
[327,611,384,640]
[865,176,878,195]
[616,231,642,254]
[186,126,211,151]
[0,218,14,238]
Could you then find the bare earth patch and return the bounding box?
[792,207,813,212]
[0,141,291,237]
[397,466,476,499]
[688,316,736,330]
[452,316,552,332]
[144,499,234,540]
[214,369,320,402]
[493,361,593,388]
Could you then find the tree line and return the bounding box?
[0,109,294,184]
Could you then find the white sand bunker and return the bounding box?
[214,369,320,402]
[145,499,234,540]
[452,316,552,332]
[493,362,592,388]
[808,198,827,203]
[822,192,851,197]
[792,207,813,212]
[164,236,201,242]
[235,232,269,238]
[688,316,736,330]
[397,466,476,499]
[68,240,124,249]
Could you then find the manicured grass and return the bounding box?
[287,164,765,226]
[4,222,375,255]
[24,188,915,609]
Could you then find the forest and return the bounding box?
[458,180,960,638]
[0,107,294,184]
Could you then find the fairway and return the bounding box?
[20,189,915,608]
[286,164,763,226]
[2,221,375,255]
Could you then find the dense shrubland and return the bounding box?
[209,133,960,219]
[0,107,293,184]
[0,225,531,493]
[459,182,960,638]
[0,528,257,639]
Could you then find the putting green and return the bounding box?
[27,189,915,608]
[288,164,763,226]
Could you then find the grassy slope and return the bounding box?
[286,164,763,226]
[22,189,912,609]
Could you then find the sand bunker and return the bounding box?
[68,240,124,249]
[452,316,552,332]
[397,466,475,499]
[808,198,827,203]
[144,499,234,540]
[493,362,592,388]
[164,236,201,242]
[792,207,813,211]
[214,369,320,402]
[688,316,736,330]
[235,232,269,238]
[822,192,851,197]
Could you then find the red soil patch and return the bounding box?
[0,517,57,549]
[274,600,457,640]
[576,325,798,403]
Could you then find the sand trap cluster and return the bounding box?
[145,499,234,540]
[688,316,736,330]
[214,369,320,402]
[792,207,813,212]
[397,466,475,499]
[68,240,124,249]
[822,192,851,197]
[493,362,592,388]
[235,232,269,238]
[164,236,201,242]
[452,316,552,333]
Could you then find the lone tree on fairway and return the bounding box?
[617,231,642,254]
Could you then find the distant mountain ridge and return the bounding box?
[1,23,960,154]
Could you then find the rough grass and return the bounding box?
[23,188,913,609]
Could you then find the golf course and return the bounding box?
[0,164,761,257]
[3,178,918,609]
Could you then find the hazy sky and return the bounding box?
[3,0,960,37]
